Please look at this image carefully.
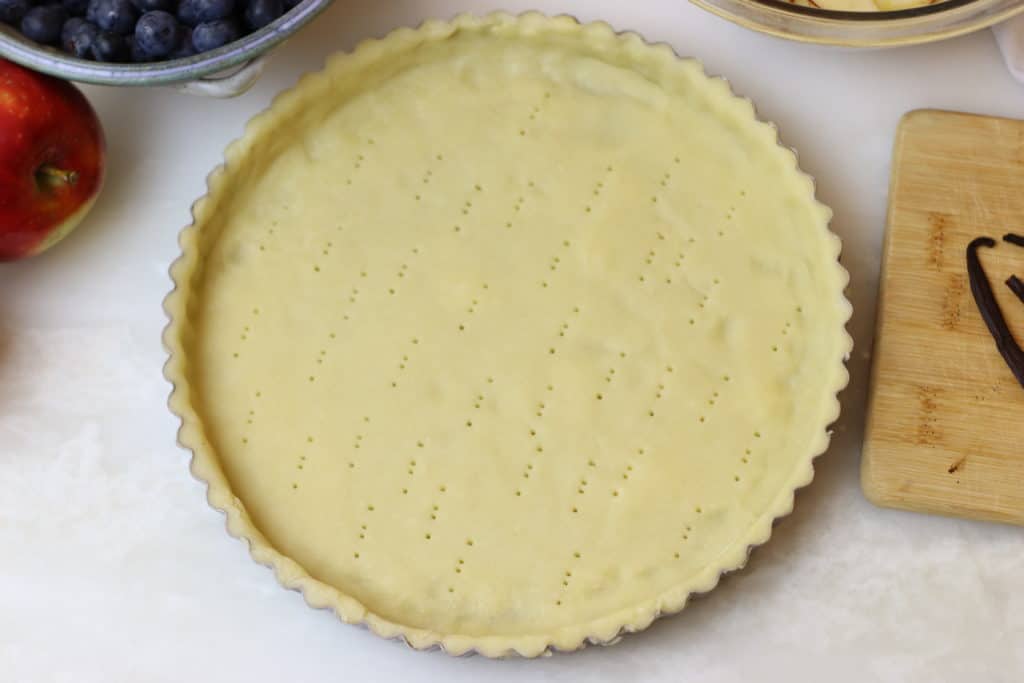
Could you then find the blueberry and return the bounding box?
[168,25,195,58]
[86,0,136,34]
[61,14,85,38]
[244,0,280,30]
[89,28,124,60]
[190,18,237,52]
[0,0,32,25]
[282,0,301,9]
[133,10,178,58]
[130,0,170,10]
[61,16,99,56]
[21,5,68,45]
[176,0,231,27]
[61,0,90,16]
[124,31,146,60]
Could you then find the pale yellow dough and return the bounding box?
[165,13,851,657]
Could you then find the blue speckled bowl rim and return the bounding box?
[0,0,331,86]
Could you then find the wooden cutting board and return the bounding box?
[862,109,1024,526]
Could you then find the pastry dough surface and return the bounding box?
[170,14,851,655]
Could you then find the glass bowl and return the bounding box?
[691,0,1024,46]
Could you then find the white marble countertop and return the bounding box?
[2,1,1023,680]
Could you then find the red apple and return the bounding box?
[0,59,105,261]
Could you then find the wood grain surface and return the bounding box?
[862,109,1024,525]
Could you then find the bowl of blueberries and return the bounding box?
[0,0,331,96]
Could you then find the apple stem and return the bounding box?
[36,165,79,189]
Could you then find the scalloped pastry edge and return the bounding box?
[162,11,854,659]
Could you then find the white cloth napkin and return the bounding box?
[993,15,1024,83]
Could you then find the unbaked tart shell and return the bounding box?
[163,12,853,658]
